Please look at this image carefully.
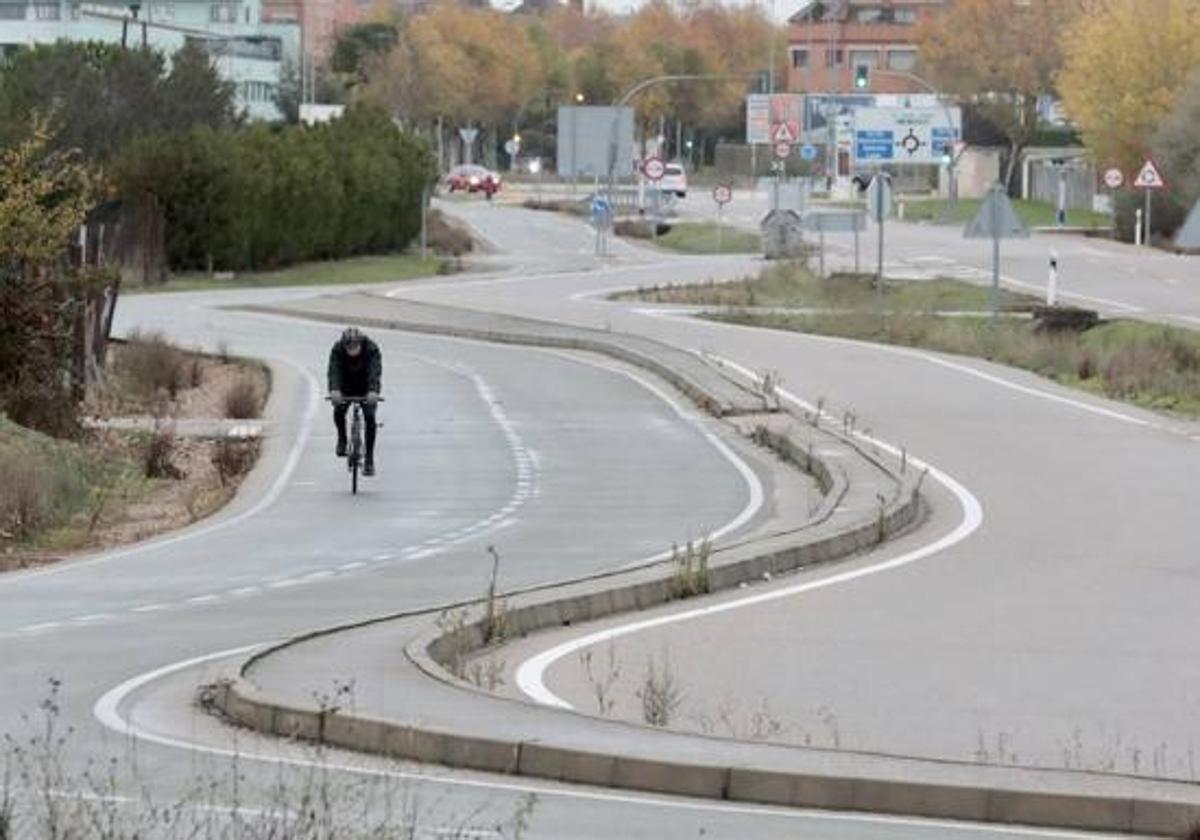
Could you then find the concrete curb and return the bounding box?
[209,298,1199,835]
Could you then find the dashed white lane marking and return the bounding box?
[516,356,983,710]
[339,561,366,571]
[229,587,259,597]
[93,645,1111,839]
[74,613,115,624]
[186,595,220,605]
[18,621,62,633]
[131,603,169,613]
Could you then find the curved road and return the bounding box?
[2,199,1175,838]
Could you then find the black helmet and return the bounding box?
[341,327,364,345]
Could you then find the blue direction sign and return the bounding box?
[800,143,818,162]
[931,127,958,158]
[855,130,894,161]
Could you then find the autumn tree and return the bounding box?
[916,0,1086,188]
[1058,0,1200,172]
[0,120,101,434]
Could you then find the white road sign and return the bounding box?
[458,127,479,145]
[773,141,791,160]
[772,122,796,144]
[853,107,962,165]
[1134,159,1166,190]
[1103,168,1125,190]
[641,156,666,181]
[712,184,733,205]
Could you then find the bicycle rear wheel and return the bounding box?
[351,459,359,494]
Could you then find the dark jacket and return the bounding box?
[327,336,382,397]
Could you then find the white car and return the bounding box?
[658,162,688,198]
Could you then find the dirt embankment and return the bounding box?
[1,334,269,572]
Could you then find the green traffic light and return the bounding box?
[854,66,869,90]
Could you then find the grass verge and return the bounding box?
[653,222,761,254]
[709,309,1200,417]
[898,197,1111,229]
[132,253,449,294]
[618,262,1040,312]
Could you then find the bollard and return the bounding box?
[1135,208,1144,247]
[1047,250,1059,307]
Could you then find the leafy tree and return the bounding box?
[1153,69,1200,210]
[332,21,399,82]
[1059,0,1200,172]
[0,41,234,160]
[916,0,1086,188]
[0,120,101,435]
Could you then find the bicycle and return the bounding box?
[328,395,383,494]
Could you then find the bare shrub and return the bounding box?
[211,438,257,486]
[669,539,711,599]
[143,425,183,479]
[222,378,261,419]
[638,651,683,727]
[0,452,51,539]
[119,331,188,401]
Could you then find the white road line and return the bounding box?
[229,586,260,597]
[1000,274,1144,313]
[132,603,169,613]
[186,594,220,605]
[0,361,320,587]
[92,646,1111,839]
[18,621,62,633]
[268,579,300,589]
[339,561,367,571]
[640,306,1156,429]
[516,356,981,711]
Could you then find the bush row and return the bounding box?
[115,106,436,273]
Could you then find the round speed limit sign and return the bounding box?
[641,156,666,181]
[712,184,733,205]
[1103,168,1125,190]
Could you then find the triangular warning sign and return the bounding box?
[964,185,1029,240]
[1176,198,1200,250]
[771,123,795,143]
[1134,159,1166,190]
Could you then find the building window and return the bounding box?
[32,1,58,18]
[0,2,26,20]
[849,49,879,69]
[856,7,883,23]
[791,48,809,69]
[210,3,236,22]
[887,49,917,72]
[894,9,917,24]
[824,48,843,67]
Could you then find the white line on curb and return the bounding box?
[92,646,1109,838]
[515,356,983,711]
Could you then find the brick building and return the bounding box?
[786,0,947,94]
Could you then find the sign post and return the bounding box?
[964,183,1030,317]
[459,127,479,165]
[866,173,893,302]
[712,183,733,252]
[1133,159,1166,247]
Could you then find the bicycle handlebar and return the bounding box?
[326,395,385,403]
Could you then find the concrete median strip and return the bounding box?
[209,296,1200,835]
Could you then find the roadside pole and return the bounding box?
[963,183,1029,319]
[866,173,893,306]
[419,185,429,260]
[1133,159,1166,248]
[1047,250,1059,307]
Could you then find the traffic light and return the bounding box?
[854,65,870,90]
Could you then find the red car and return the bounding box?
[445,165,502,197]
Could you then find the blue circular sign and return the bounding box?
[800,144,818,162]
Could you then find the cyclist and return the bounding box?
[327,327,382,476]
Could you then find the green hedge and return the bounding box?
[116,105,436,272]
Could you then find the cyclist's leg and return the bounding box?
[333,402,349,456]
[362,403,377,471]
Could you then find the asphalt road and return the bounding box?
[400,201,1200,787]
[2,197,1180,838]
